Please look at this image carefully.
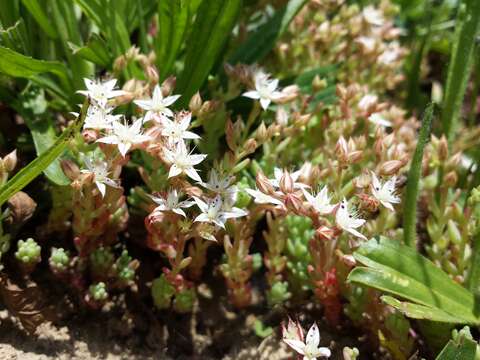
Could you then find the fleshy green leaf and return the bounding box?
[229,0,307,64]
[177,0,242,104]
[0,100,88,207]
[348,237,478,324]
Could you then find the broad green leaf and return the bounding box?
[20,0,58,39]
[403,103,434,247]
[348,237,478,324]
[69,34,111,67]
[155,0,190,81]
[25,117,71,186]
[177,0,242,104]
[381,296,464,323]
[13,86,71,185]
[229,0,307,64]
[0,101,88,207]
[436,337,477,360]
[0,46,70,91]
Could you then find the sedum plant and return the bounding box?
[0,0,480,358]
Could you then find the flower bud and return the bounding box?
[316,226,335,241]
[179,257,192,270]
[255,122,268,143]
[243,139,257,154]
[444,171,458,187]
[347,150,363,164]
[279,171,294,193]
[225,119,237,151]
[335,136,348,163]
[3,150,17,172]
[189,92,203,113]
[61,159,80,180]
[161,76,176,97]
[312,75,327,91]
[7,191,37,224]
[285,193,303,214]
[256,172,275,195]
[146,66,159,84]
[379,160,403,176]
[438,135,448,161]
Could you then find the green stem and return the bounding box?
[403,104,435,248]
[441,0,480,142]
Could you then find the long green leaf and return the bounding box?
[381,296,464,323]
[0,20,31,54]
[0,101,88,207]
[0,46,70,91]
[177,0,242,104]
[20,0,58,39]
[229,0,307,64]
[69,34,112,68]
[155,0,190,81]
[348,237,478,324]
[441,0,480,142]
[403,103,434,247]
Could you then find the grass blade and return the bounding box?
[20,0,58,39]
[441,0,480,141]
[403,103,434,247]
[155,0,190,81]
[229,0,307,64]
[177,0,242,105]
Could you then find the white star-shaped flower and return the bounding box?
[83,105,122,131]
[151,189,194,217]
[245,188,284,207]
[77,78,126,108]
[134,85,180,121]
[163,141,207,182]
[362,6,384,26]
[161,112,200,143]
[283,323,331,360]
[243,70,282,110]
[81,157,118,197]
[371,172,400,211]
[269,168,309,190]
[335,198,366,240]
[97,118,151,157]
[368,113,392,127]
[193,195,247,229]
[200,170,238,207]
[302,186,336,215]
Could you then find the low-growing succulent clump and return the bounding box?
[0,0,480,358]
